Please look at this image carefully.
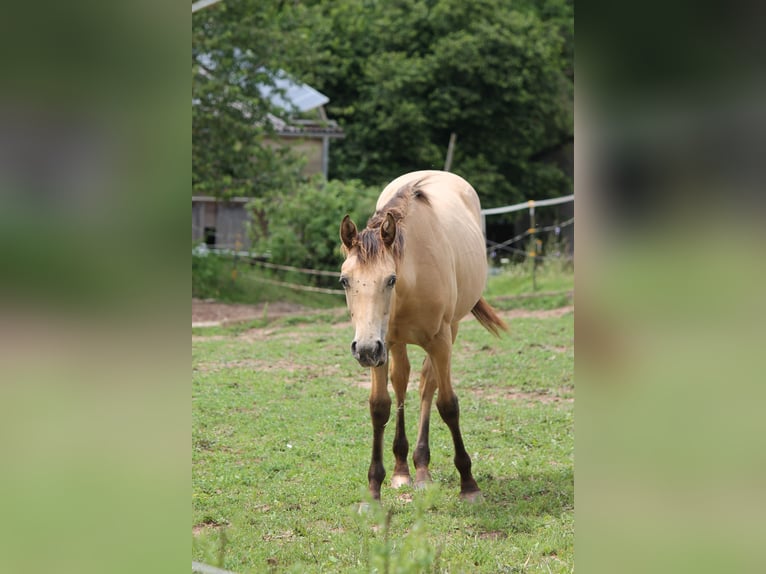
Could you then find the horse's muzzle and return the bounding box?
[351,339,386,368]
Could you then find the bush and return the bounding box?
[249,177,379,273]
[192,244,243,300]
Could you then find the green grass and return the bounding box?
[192,303,574,573]
[485,262,573,311]
[193,252,344,309]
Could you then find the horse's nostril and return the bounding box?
[375,340,383,355]
[351,341,358,355]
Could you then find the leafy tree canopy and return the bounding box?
[192,0,306,199]
[193,0,573,209]
[282,0,573,206]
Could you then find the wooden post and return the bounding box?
[528,200,537,291]
[443,132,457,171]
[321,135,330,178]
[192,0,224,13]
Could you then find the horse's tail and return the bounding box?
[471,297,508,337]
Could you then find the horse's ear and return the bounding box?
[381,212,397,248]
[340,215,358,250]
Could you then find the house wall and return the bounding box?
[264,136,324,177]
[216,203,251,249]
[193,128,337,250]
[192,202,205,243]
[192,199,252,250]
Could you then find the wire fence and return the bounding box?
[193,195,573,296]
[246,273,344,295]
[487,216,574,261]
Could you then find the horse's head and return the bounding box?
[339,212,399,368]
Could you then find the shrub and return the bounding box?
[192,244,243,300]
[249,177,379,273]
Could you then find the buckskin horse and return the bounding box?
[339,170,507,502]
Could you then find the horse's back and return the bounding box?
[383,171,488,322]
[378,170,482,225]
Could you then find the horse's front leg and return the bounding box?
[389,343,411,488]
[368,362,391,500]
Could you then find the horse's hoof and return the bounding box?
[391,474,412,489]
[460,490,483,503]
[414,469,432,487]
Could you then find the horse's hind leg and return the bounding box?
[389,343,412,488]
[428,323,481,501]
[413,356,437,488]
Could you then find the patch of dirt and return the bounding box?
[497,305,574,320]
[479,531,508,540]
[194,358,299,374]
[351,376,573,406]
[469,386,574,404]
[262,530,296,542]
[192,298,310,327]
[192,521,226,537]
[528,342,572,353]
[191,334,228,343]
[239,327,312,343]
[311,520,346,535]
[193,298,572,328]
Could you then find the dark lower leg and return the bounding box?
[437,393,480,496]
[389,343,411,487]
[391,404,410,481]
[412,414,431,485]
[414,357,436,486]
[368,397,391,500]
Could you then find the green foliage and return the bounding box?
[193,0,306,198]
[283,0,574,206]
[192,246,243,301]
[191,246,345,308]
[360,488,443,574]
[193,0,573,206]
[249,177,379,272]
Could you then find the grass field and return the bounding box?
[192,277,573,573]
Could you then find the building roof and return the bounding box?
[266,114,344,138]
[194,55,342,136]
[256,70,330,114]
[196,53,330,113]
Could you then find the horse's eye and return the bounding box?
[339,277,349,289]
[387,275,397,287]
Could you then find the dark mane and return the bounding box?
[354,179,431,265]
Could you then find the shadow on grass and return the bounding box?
[374,466,573,534]
[457,467,574,534]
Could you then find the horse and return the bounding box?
[339,170,507,502]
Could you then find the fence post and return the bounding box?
[231,240,241,282]
[528,200,536,291]
[443,132,457,171]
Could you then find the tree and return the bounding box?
[192,0,306,199]
[278,0,574,207]
[192,0,574,257]
[248,177,379,273]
